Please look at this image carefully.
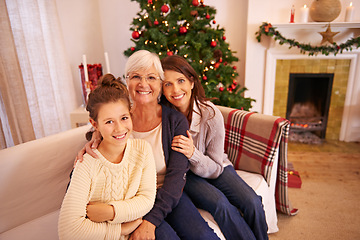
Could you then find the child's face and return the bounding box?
[162,70,194,114]
[91,100,132,149]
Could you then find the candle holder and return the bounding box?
[79,64,103,105]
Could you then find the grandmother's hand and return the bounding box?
[171,130,195,159]
[74,130,101,167]
[129,220,155,240]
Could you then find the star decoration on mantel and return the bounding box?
[319,25,339,45]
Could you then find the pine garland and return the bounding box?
[255,22,360,56]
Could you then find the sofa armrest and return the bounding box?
[216,105,297,216]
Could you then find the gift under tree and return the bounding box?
[124,0,255,110]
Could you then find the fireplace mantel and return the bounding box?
[272,22,360,29]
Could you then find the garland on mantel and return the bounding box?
[255,22,360,56]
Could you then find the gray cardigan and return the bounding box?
[189,101,232,179]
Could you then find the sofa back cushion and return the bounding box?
[0,125,89,234]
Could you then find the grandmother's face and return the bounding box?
[126,65,162,106]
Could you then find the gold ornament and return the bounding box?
[319,24,339,44]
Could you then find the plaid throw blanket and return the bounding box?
[224,110,298,216]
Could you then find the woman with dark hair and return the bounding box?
[161,55,269,240]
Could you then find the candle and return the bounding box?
[345,2,354,22]
[82,54,90,101]
[104,52,111,73]
[82,54,89,84]
[290,5,295,23]
[299,5,309,23]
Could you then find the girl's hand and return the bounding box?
[74,130,101,167]
[86,202,115,222]
[171,130,195,159]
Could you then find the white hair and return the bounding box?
[124,50,164,81]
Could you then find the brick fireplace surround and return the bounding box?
[273,59,350,140]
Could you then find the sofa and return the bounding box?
[0,105,294,240]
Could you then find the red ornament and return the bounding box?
[233,79,237,85]
[206,14,210,19]
[232,66,237,70]
[166,51,173,56]
[161,4,169,13]
[179,26,187,34]
[192,0,199,6]
[210,40,217,47]
[131,47,135,51]
[148,0,153,4]
[132,31,140,39]
[219,87,224,92]
[214,62,220,68]
[202,76,207,81]
[219,58,223,63]
[212,20,216,24]
[222,36,226,40]
[154,20,159,25]
[231,84,236,90]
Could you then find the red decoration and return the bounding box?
[206,14,210,19]
[264,23,272,33]
[222,36,226,40]
[219,87,224,92]
[214,62,220,68]
[79,64,103,104]
[192,0,199,6]
[219,58,223,63]
[290,5,295,23]
[167,51,174,56]
[232,66,237,70]
[231,84,236,90]
[212,20,216,24]
[161,4,169,13]
[179,26,187,34]
[154,20,159,25]
[132,31,140,39]
[131,47,135,51]
[233,79,237,85]
[202,76,207,81]
[148,0,153,4]
[210,40,217,47]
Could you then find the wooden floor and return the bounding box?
[269,140,360,240]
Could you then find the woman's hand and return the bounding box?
[129,220,156,240]
[122,218,143,236]
[74,130,102,167]
[171,130,195,159]
[86,202,115,222]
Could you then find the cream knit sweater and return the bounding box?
[58,139,156,240]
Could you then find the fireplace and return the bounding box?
[286,73,334,140]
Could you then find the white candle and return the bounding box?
[299,5,309,23]
[345,2,354,22]
[82,54,89,83]
[104,52,111,73]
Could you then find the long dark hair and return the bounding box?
[160,55,215,124]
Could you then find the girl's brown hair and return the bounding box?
[86,73,130,122]
[160,55,214,124]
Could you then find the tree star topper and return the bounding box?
[319,24,339,45]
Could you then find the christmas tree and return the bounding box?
[124,0,255,110]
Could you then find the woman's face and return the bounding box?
[126,65,162,106]
[162,70,194,114]
[90,100,132,149]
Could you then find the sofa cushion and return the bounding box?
[0,210,60,240]
[0,125,89,234]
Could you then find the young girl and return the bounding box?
[161,55,269,240]
[58,74,157,240]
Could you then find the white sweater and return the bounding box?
[58,139,157,240]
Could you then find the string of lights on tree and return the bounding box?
[256,22,360,56]
[124,0,255,110]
